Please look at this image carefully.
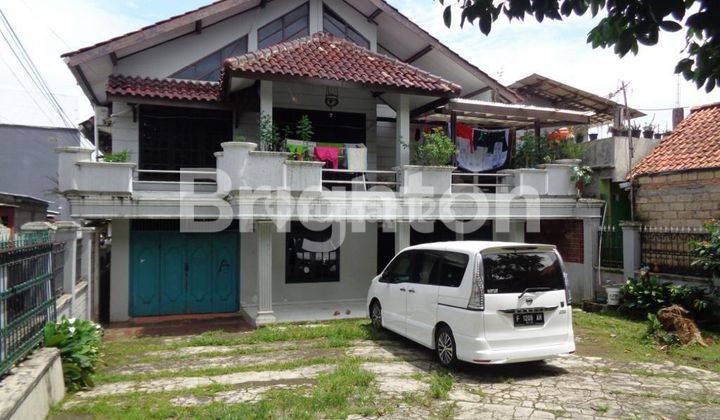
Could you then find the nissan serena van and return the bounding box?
[367,241,575,367]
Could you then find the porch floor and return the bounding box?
[242,299,367,324]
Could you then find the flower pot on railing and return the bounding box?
[218,141,256,192]
[74,161,134,194]
[501,168,549,195]
[397,165,455,196]
[284,160,324,192]
[537,163,575,196]
[56,146,94,192]
[247,150,292,190]
[554,159,582,165]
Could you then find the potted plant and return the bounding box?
[654,132,662,139]
[630,123,642,138]
[244,113,291,189]
[570,165,593,198]
[217,134,258,192]
[642,123,655,139]
[57,148,134,194]
[399,127,457,196]
[284,115,323,192]
[589,133,599,141]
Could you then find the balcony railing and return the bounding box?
[451,173,513,193]
[321,169,398,190]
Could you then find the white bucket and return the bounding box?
[605,286,621,306]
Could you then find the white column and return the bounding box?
[394,221,410,254]
[255,221,276,325]
[109,219,130,322]
[492,219,524,242]
[260,80,273,121]
[395,94,410,168]
[621,221,642,282]
[80,227,94,320]
[583,217,601,301]
[54,221,80,308]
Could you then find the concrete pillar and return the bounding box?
[109,220,130,322]
[583,217,601,301]
[621,221,642,282]
[255,221,276,326]
[493,219,525,242]
[260,80,273,122]
[54,221,80,307]
[394,221,410,254]
[395,94,410,168]
[80,227,95,320]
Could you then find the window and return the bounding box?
[483,252,565,294]
[412,251,441,285]
[286,222,339,283]
[381,251,413,283]
[323,6,370,49]
[171,36,248,81]
[257,3,309,49]
[273,108,366,144]
[437,252,469,288]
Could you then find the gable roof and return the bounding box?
[222,32,462,97]
[630,102,720,178]
[107,75,221,102]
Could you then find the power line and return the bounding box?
[0,54,56,125]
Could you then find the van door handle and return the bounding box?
[408,289,416,293]
[399,288,406,292]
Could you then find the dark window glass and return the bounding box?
[483,252,565,294]
[322,6,370,49]
[171,36,248,81]
[286,222,340,283]
[273,108,366,144]
[438,252,469,287]
[412,251,441,285]
[258,3,309,49]
[382,251,413,283]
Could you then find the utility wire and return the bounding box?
[0,54,55,125]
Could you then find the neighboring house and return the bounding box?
[57,0,605,325]
[630,102,720,228]
[0,124,88,220]
[0,192,49,230]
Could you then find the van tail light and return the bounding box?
[467,254,484,311]
[563,273,572,305]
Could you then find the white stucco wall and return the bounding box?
[240,222,378,308]
[109,219,130,322]
[111,101,140,165]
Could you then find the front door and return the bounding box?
[131,232,239,316]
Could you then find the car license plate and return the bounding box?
[513,312,544,326]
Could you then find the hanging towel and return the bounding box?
[344,144,367,172]
[314,146,340,169]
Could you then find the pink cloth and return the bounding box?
[313,146,340,169]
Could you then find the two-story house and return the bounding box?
[57,0,603,325]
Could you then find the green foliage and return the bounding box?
[428,371,454,399]
[258,113,286,152]
[690,219,720,276]
[645,313,679,346]
[44,317,103,391]
[233,134,247,142]
[571,165,593,186]
[619,272,714,318]
[413,127,457,166]
[101,150,131,163]
[296,115,314,143]
[441,0,720,92]
[512,133,583,168]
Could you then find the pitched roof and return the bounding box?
[222,32,461,97]
[630,102,720,178]
[106,75,221,102]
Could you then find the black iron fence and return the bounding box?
[640,226,712,278]
[599,225,623,269]
[0,231,56,376]
[52,242,65,297]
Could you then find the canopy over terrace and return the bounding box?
[415,98,595,130]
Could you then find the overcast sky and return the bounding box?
[1,0,718,132]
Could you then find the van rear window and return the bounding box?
[482,252,564,294]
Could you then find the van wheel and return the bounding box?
[435,326,457,368]
[370,301,382,329]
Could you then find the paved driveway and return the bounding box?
[59,326,720,419]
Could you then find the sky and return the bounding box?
[1,0,719,132]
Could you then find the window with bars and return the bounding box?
[257,3,309,49]
[285,222,340,283]
[323,6,370,49]
[171,36,248,81]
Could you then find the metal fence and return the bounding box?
[640,226,712,278]
[75,239,83,284]
[598,225,623,269]
[0,231,56,376]
[52,242,65,297]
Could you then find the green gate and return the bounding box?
[130,232,238,317]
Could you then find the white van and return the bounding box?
[367,241,575,367]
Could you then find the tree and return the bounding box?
[440,0,720,92]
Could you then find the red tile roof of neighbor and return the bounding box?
[631,102,720,178]
[106,75,221,102]
[222,32,462,97]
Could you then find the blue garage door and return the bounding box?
[130,232,239,316]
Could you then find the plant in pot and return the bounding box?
[288,115,314,161]
[402,127,457,195]
[100,149,131,163]
[630,123,642,138]
[285,115,323,191]
[258,113,286,152]
[570,165,592,198]
[642,123,655,139]
[589,132,598,141]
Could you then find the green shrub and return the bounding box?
[413,127,457,166]
[101,149,131,163]
[690,219,720,276]
[644,313,678,346]
[619,273,714,318]
[44,317,103,391]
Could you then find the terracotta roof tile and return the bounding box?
[222,32,462,96]
[631,102,720,177]
[106,75,221,102]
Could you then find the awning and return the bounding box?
[416,98,595,129]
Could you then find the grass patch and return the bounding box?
[428,371,454,399]
[573,310,720,372]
